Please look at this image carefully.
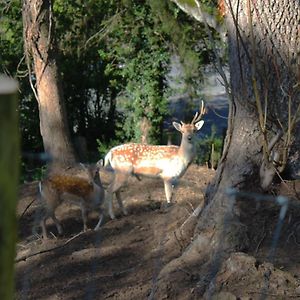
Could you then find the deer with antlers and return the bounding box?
[104,102,206,219]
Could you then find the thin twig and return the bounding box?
[173,231,184,252]
[255,231,266,254]
[19,198,36,220]
[210,106,228,119]
[181,205,202,228]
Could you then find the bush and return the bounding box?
[195,125,224,168]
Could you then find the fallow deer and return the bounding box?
[104,102,205,219]
[37,162,105,239]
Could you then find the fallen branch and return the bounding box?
[15,230,88,263]
[248,291,300,298]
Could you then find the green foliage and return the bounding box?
[0,1,43,154]
[20,162,47,183]
[1,0,221,180]
[97,1,171,144]
[0,1,23,69]
[195,124,223,168]
[150,0,210,99]
[53,0,123,148]
[96,138,120,159]
[99,0,214,144]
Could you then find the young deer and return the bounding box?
[104,102,205,219]
[37,162,105,239]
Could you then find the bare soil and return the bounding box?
[15,165,300,299]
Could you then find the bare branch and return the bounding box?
[15,231,87,263]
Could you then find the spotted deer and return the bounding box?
[37,162,105,239]
[104,102,205,219]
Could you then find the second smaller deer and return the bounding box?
[37,162,105,239]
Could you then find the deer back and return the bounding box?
[106,143,187,177]
[46,175,94,197]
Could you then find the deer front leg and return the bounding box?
[94,212,104,231]
[79,202,88,232]
[40,216,49,239]
[163,180,174,203]
[49,211,63,236]
[42,210,63,239]
[106,192,115,220]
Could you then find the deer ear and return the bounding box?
[195,120,204,131]
[96,159,104,167]
[172,121,182,132]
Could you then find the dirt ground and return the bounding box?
[15,165,300,299]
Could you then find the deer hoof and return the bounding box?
[160,202,173,213]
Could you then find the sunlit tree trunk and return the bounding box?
[0,76,19,300]
[22,0,76,167]
[140,117,151,144]
[162,0,300,294]
[196,0,300,255]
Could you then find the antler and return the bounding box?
[191,100,205,124]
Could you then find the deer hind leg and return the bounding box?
[108,172,128,219]
[39,190,63,239]
[94,211,104,231]
[33,199,48,238]
[79,201,88,232]
[116,190,128,216]
[40,209,63,239]
[49,210,63,236]
[40,214,49,239]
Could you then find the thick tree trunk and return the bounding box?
[198,0,300,252]
[158,0,300,296]
[140,116,151,144]
[22,0,76,167]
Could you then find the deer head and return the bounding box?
[172,101,205,147]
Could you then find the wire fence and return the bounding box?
[15,153,300,300]
[206,188,290,300]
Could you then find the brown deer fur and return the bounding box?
[37,163,105,239]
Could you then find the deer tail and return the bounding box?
[38,181,42,194]
[104,151,112,168]
[38,181,45,201]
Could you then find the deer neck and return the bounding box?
[178,139,196,164]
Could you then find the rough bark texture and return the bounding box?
[158,0,300,295]
[22,0,76,167]
[200,0,300,243]
[140,117,151,144]
[0,76,19,300]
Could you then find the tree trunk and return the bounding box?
[22,0,76,167]
[158,0,300,295]
[140,116,151,144]
[198,0,300,252]
[0,76,19,300]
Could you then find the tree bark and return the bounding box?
[22,0,76,167]
[198,0,300,249]
[140,116,151,144]
[159,0,300,295]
